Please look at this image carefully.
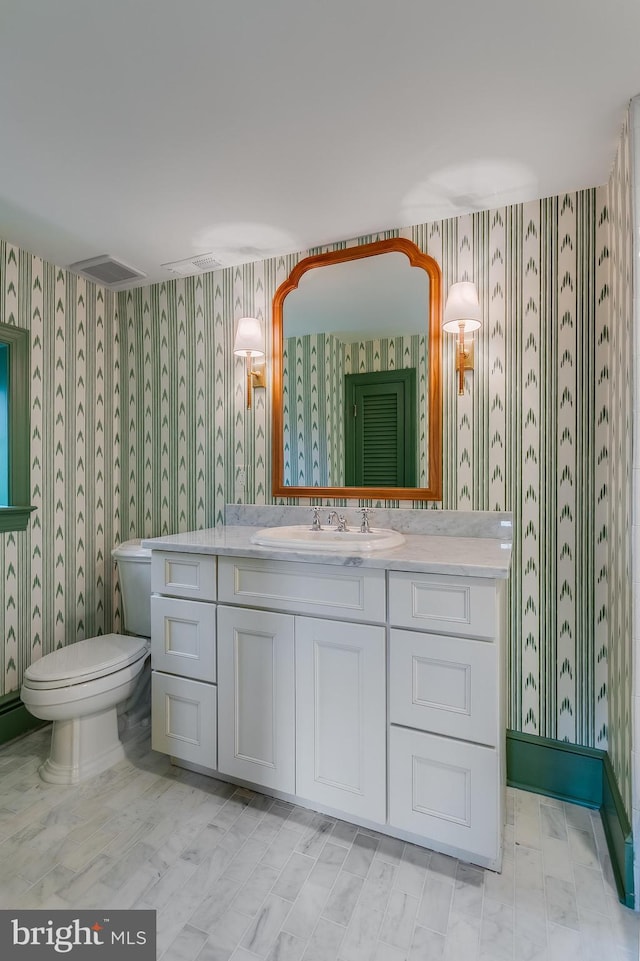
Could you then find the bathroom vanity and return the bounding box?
[143,507,511,871]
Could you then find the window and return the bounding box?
[0,322,34,532]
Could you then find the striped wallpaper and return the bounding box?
[0,158,633,815]
[605,112,633,816]
[283,333,343,487]
[0,245,120,697]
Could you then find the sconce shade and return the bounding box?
[443,282,482,333]
[233,316,264,357]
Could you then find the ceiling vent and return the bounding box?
[69,255,146,287]
[161,253,226,277]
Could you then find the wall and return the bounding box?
[0,243,120,698]
[625,96,640,890]
[606,109,634,820]
[119,190,610,757]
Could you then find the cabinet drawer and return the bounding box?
[389,629,497,746]
[151,596,216,681]
[388,572,496,638]
[151,551,217,601]
[218,556,385,622]
[151,672,217,770]
[389,726,500,864]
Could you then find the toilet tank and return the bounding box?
[111,539,152,637]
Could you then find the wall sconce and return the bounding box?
[442,281,482,395]
[233,316,266,409]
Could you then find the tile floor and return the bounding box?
[0,723,638,961]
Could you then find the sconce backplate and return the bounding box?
[456,342,474,372]
[250,365,266,389]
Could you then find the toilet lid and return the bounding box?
[23,634,149,688]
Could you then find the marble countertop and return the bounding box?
[142,524,512,579]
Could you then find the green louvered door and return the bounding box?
[345,369,416,487]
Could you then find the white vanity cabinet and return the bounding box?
[215,557,386,817]
[214,606,386,819]
[147,534,508,872]
[150,552,218,770]
[387,571,505,866]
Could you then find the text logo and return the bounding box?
[0,910,155,959]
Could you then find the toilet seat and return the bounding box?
[22,634,149,690]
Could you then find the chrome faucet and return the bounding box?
[359,508,372,533]
[309,507,323,531]
[327,511,348,532]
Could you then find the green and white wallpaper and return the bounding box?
[283,333,344,487]
[0,138,635,819]
[0,244,120,697]
[606,110,634,817]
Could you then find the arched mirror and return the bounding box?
[271,238,442,501]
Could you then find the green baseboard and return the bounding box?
[506,730,634,908]
[601,753,635,909]
[0,696,46,747]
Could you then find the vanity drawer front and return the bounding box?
[151,551,217,601]
[389,725,500,864]
[218,556,385,622]
[389,629,497,746]
[388,572,496,639]
[151,596,216,681]
[151,672,217,770]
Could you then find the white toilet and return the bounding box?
[21,539,152,784]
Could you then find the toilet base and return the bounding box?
[39,707,126,785]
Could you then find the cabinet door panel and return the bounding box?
[217,606,295,793]
[389,726,500,864]
[151,672,217,769]
[296,617,386,822]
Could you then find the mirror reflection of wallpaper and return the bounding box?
[283,332,427,486]
[283,333,343,487]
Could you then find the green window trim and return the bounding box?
[0,505,36,533]
[0,323,35,533]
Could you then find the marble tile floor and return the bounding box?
[0,724,637,961]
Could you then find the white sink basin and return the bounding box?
[250,525,405,553]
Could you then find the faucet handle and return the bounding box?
[359,507,372,533]
[309,507,322,531]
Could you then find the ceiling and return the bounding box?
[1,0,639,287]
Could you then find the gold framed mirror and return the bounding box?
[271,237,442,501]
